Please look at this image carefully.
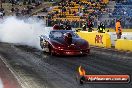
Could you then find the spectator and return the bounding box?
[97,22,105,33]
[82,22,87,31]
[87,19,93,32]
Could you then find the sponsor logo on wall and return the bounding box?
[95,35,103,44]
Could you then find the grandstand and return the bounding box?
[46,0,108,28]
[110,0,132,28]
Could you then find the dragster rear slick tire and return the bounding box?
[48,45,56,56]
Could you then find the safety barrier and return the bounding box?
[77,31,111,48]
[75,28,132,32]
[115,39,132,51]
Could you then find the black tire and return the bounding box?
[48,45,55,56]
[40,42,43,49]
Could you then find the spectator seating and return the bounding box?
[47,0,107,27]
[110,1,132,28]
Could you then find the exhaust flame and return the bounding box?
[78,66,86,76]
[0,16,51,50]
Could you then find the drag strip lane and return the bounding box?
[15,44,132,88]
[0,43,132,88]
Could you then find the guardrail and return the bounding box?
[115,39,132,51]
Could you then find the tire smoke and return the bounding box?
[0,16,51,50]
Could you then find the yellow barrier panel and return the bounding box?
[77,31,111,48]
[76,28,132,32]
[103,0,109,4]
[115,39,132,51]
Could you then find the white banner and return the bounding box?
[108,32,132,45]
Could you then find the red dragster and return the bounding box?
[40,30,90,56]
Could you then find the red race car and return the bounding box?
[40,30,90,56]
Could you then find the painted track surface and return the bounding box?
[0,42,132,88]
[0,58,22,88]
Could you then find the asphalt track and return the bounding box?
[0,42,132,88]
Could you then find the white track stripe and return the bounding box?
[0,78,3,88]
[0,55,30,88]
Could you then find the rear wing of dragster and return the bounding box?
[76,66,130,85]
